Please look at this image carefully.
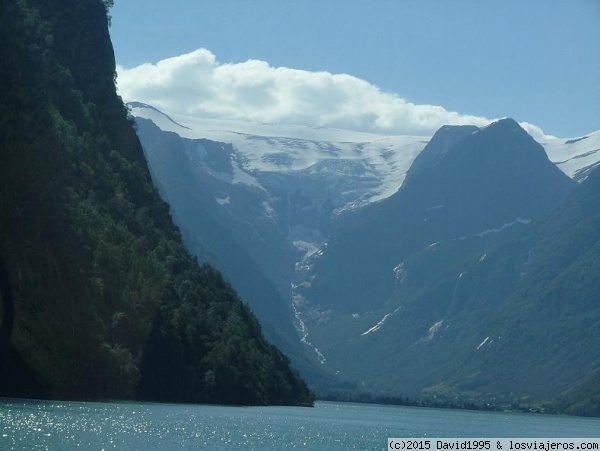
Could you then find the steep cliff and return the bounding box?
[0,0,312,406]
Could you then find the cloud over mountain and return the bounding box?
[117,48,548,138]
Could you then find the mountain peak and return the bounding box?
[411,119,538,175]
[477,118,531,139]
[491,117,520,128]
[408,124,479,173]
[128,102,190,130]
[396,116,577,240]
[455,118,550,167]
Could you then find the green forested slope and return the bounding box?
[0,0,313,406]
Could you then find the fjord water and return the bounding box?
[1,400,598,450]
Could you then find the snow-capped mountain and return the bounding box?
[541,131,600,182]
[130,101,600,401]
[130,102,429,208]
[292,118,600,403]
[131,102,600,199]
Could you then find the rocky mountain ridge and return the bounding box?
[131,102,600,411]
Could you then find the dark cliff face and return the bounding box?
[370,161,600,403]
[294,122,600,407]
[33,0,116,93]
[0,0,313,406]
[0,259,14,359]
[407,124,478,173]
[396,118,576,238]
[304,120,576,313]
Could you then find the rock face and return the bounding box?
[294,119,600,404]
[0,0,313,406]
[129,95,600,408]
[132,107,428,389]
[304,118,576,313]
[316,159,600,403]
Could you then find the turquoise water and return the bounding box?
[1,399,599,450]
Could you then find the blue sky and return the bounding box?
[109,1,599,137]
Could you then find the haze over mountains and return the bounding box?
[4,0,599,417]
[131,102,600,412]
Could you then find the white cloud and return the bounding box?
[116,48,549,138]
[519,122,556,141]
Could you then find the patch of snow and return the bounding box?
[393,262,405,280]
[293,240,321,260]
[215,196,230,206]
[291,293,326,364]
[231,161,263,188]
[361,313,392,336]
[128,102,190,130]
[360,306,402,336]
[476,336,490,350]
[540,130,600,181]
[262,201,275,217]
[476,218,531,237]
[423,320,444,342]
